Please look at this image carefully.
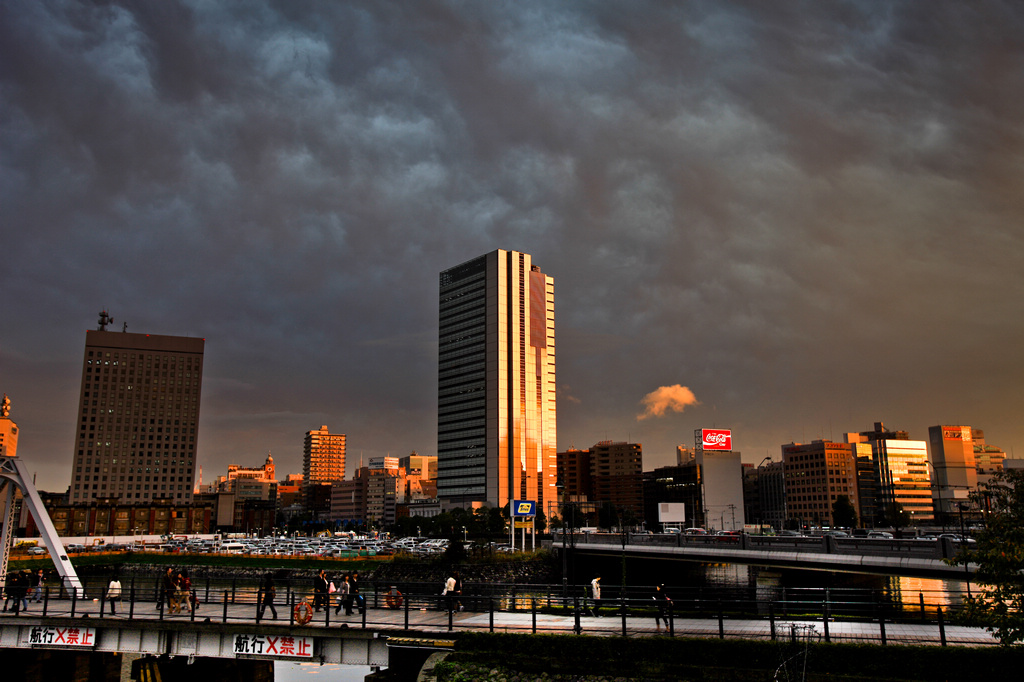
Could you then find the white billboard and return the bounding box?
[658,502,686,523]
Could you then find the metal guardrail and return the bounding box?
[1,575,984,646]
[561,531,969,561]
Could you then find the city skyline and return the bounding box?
[2,2,1022,493]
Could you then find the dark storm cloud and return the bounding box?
[2,1,1022,490]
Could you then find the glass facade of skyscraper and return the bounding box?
[437,250,556,510]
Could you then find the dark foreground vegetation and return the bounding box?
[432,632,1022,681]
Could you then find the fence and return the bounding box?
[1,575,987,647]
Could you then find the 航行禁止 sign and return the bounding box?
[233,634,313,659]
[26,626,96,648]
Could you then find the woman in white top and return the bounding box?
[107,576,122,615]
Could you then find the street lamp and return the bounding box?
[462,526,467,543]
[957,502,972,599]
[757,456,772,533]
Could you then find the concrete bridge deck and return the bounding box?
[558,532,978,578]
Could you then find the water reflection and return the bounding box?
[275,661,376,682]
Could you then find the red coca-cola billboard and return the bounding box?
[699,429,732,451]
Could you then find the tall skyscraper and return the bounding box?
[437,249,556,511]
[69,312,204,504]
[303,425,346,484]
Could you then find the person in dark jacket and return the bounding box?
[653,584,673,632]
[313,569,328,612]
[259,572,278,620]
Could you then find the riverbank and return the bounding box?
[429,633,1017,681]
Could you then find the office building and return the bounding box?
[643,464,704,530]
[303,425,346,485]
[973,429,1007,487]
[69,312,204,504]
[782,440,860,529]
[399,452,438,481]
[928,425,978,520]
[743,459,786,531]
[697,448,745,532]
[437,250,556,511]
[846,423,933,524]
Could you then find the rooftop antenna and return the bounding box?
[122,321,128,333]
[97,309,113,331]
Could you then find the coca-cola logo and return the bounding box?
[701,429,732,450]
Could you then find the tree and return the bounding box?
[953,469,1024,645]
[832,495,858,529]
[598,502,619,530]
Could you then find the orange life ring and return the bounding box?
[385,591,404,609]
[294,599,313,625]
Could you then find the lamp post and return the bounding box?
[757,456,772,533]
[957,502,972,599]
[556,482,567,595]
[619,506,628,589]
[462,525,467,543]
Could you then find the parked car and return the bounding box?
[27,547,47,555]
[866,531,893,539]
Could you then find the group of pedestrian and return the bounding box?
[331,571,363,616]
[587,574,673,631]
[257,569,364,621]
[3,569,44,613]
[161,567,196,614]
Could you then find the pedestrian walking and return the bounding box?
[259,572,278,620]
[107,574,122,615]
[32,569,44,603]
[444,573,457,614]
[350,571,364,614]
[653,584,672,632]
[313,569,328,612]
[334,574,350,615]
[453,570,464,612]
[590,574,602,617]
[162,567,176,611]
[2,571,15,612]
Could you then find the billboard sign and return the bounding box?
[658,502,686,523]
[699,429,733,451]
[512,500,536,517]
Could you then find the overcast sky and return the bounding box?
[3,1,1022,493]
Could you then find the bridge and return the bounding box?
[0,574,997,677]
[555,532,978,579]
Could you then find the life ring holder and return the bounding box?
[385,590,404,609]
[294,599,314,625]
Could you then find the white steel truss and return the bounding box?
[1,456,84,597]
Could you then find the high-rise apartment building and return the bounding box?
[303,425,346,485]
[69,313,204,504]
[437,250,556,511]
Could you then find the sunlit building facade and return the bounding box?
[69,314,204,504]
[782,440,859,529]
[928,425,977,519]
[437,250,556,511]
[303,425,346,485]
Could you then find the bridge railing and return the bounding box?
[558,531,966,560]
[2,576,984,646]
[5,574,969,625]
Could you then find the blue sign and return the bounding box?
[511,500,536,517]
